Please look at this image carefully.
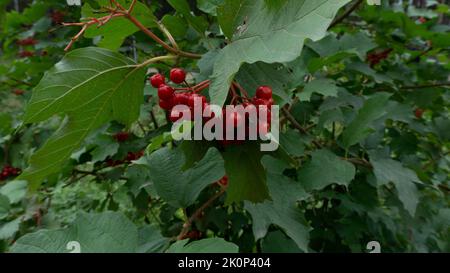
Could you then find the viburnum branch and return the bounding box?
[62,0,201,59]
[232,81,250,99]
[177,188,226,240]
[136,55,178,68]
[157,21,179,51]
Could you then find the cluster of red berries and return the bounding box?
[18,50,34,58]
[50,10,65,25]
[149,68,274,145]
[367,48,393,67]
[113,131,130,142]
[150,68,194,111]
[106,151,145,167]
[16,37,38,46]
[0,165,21,181]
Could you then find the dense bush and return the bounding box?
[0,0,448,253]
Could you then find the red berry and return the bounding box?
[157,85,174,101]
[170,68,186,84]
[18,51,34,58]
[114,132,129,142]
[159,99,173,110]
[173,93,190,105]
[150,73,165,88]
[188,94,206,108]
[218,175,228,186]
[253,98,266,106]
[415,108,425,119]
[256,86,273,100]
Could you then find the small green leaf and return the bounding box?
[146,147,225,208]
[369,153,421,216]
[342,93,392,148]
[245,156,310,251]
[0,180,27,204]
[298,149,355,191]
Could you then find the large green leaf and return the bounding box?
[18,47,145,190]
[0,180,27,204]
[297,149,356,191]
[369,153,421,216]
[211,0,350,106]
[223,144,270,204]
[11,212,139,253]
[166,238,239,253]
[245,156,310,251]
[145,147,225,208]
[342,93,392,148]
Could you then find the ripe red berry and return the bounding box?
[218,175,228,186]
[157,85,174,101]
[18,51,34,58]
[173,93,190,105]
[114,132,129,142]
[256,86,273,100]
[159,99,173,110]
[150,73,165,88]
[170,68,186,84]
[13,89,25,96]
[188,94,206,108]
[415,108,425,119]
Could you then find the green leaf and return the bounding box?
[168,0,208,34]
[0,218,20,240]
[0,180,27,204]
[211,0,350,106]
[82,0,157,50]
[11,212,139,253]
[298,78,339,102]
[146,147,225,208]
[369,153,421,216]
[197,0,224,16]
[0,194,10,220]
[235,62,292,104]
[298,149,355,191]
[245,156,310,251]
[18,47,145,190]
[261,231,303,253]
[137,225,170,253]
[223,144,270,204]
[166,238,239,253]
[342,93,392,148]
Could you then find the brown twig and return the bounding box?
[400,82,450,89]
[177,188,226,240]
[328,0,364,29]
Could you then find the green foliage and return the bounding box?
[0,0,448,254]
